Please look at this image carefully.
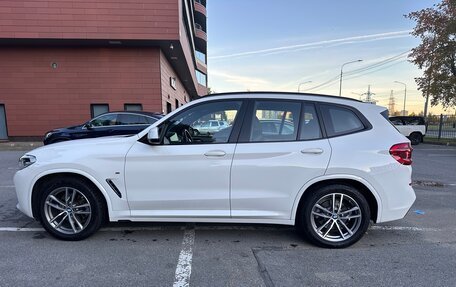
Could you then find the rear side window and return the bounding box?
[117,114,149,125]
[147,117,159,124]
[249,101,301,142]
[320,105,365,137]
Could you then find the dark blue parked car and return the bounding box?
[43,111,163,145]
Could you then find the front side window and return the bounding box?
[249,101,301,142]
[90,114,117,127]
[163,101,243,145]
[321,104,365,137]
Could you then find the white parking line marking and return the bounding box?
[370,226,437,232]
[0,185,14,188]
[0,225,442,233]
[0,227,44,232]
[173,227,196,287]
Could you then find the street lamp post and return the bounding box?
[394,81,407,116]
[339,60,362,96]
[298,81,312,92]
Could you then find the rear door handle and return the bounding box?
[204,150,226,157]
[301,148,324,154]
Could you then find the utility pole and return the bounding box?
[388,90,395,115]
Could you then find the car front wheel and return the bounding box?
[39,177,106,240]
[297,184,370,248]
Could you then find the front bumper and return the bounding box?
[13,167,36,219]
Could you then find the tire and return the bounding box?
[408,132,422,145]
[38,177,106,240]
[297,184,370,248]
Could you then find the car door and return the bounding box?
[124,100,247,218]
[230,100,331,220]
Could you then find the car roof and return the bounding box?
[98,111,163,119]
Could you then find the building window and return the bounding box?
[124,104,143,111]
[175,99,179,109]
[170,77,177,90]
[196,70,207,86]
[195,50,206,64]
[166,102,172,114]
[91,104,109,118]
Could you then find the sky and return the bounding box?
[206,0,455,115]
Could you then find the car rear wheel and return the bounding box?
[297,184,370,248]
[39,177,106,240]
[408,132,422,145]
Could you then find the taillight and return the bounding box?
[390,143,413,165]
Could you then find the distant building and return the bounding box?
[0,0,208,140]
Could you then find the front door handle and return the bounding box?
[301,148,324,154]
[204,150,226,157]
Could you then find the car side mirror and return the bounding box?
[147,127,160,144]
[84,122,93,130]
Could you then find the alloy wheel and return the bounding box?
[310,193,362,242]
[43,187,92,234]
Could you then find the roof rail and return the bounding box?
[200,91,361,102]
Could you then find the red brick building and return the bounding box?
[0,0,208,140]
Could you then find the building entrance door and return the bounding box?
[0,105,7,140]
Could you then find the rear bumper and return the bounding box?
[377,185,416,223]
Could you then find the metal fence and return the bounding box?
[426,114,456,139]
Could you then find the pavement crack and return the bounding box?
[252,248,275,287]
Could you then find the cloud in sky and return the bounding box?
[209,70,269,90]
[209,30,412,60]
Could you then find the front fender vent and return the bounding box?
[106,179,122,198]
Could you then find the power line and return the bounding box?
[306,50,410,92]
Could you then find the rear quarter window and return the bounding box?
[320,104,366,137]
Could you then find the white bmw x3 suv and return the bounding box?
[14,92,415,248]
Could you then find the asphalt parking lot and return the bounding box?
[1,144,455,287]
